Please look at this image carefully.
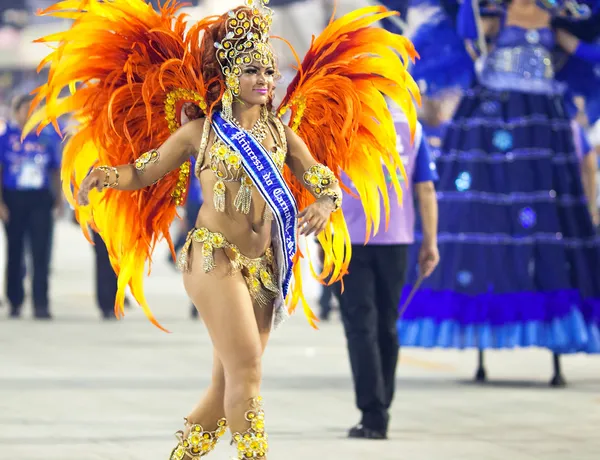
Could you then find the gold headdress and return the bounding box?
[215,0,275,117]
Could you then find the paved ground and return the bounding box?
[1,219,599,460]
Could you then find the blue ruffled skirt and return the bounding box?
[398,86,600,353]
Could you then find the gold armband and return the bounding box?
[96,166,119,189]
[134,149,159,172]
[302,164,341,211]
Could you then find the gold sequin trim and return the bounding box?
[172,160,190,206]
[216,6,274,97]
[169,418,228,459]
[176,228,278,308]
[302,164,341,210]
[164,89,207,206]
[278,95,306,132]
[303,164,337,193]
[164,88,208,134]
[134,149,159,172]
[231,396,268,459]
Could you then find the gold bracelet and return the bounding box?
[321,188,342,212]
[96,166,119,189]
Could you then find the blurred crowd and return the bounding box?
[2,0,600,322]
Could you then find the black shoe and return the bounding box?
[347,424,387,440]
[34,310,52,320]
[102,311,116,320]
[9,308,21,319]
[190,305,199,319]
[550,373,567,388]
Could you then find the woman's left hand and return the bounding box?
[297,197,335,236]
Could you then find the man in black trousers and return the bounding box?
[92,230,120,319]
[0,94,61,319]
[339,112,439,439]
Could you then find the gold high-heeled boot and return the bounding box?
[170,417,228,459]
[231,396,268,459]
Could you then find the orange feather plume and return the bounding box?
[23,0,221,331]
[277,5,421,321]
[23,0,420,332]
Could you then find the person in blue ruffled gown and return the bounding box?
[399,0,600,386]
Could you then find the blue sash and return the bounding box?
[212,112,298,298]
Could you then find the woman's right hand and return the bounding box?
[77,169,106,206]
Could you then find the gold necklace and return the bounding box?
[211,107,271,216]
[230,109,269,143]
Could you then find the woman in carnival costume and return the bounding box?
[25,0,420,457]
[398,0,600,386]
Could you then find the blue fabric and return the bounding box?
[398,84,600,353]
[413,131,439,183]
[477,26,563,95]
[456,0,478,40]
[563,91,579,119]
[41,122,65,162]
[575,123,592,157]
[587,94,600,127]
[408,5,474,96]
[555,53,600,125]
[0,119,58,191]
[421,121,448,151]
[574,41,600,63]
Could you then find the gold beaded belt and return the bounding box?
[177,227,279,308]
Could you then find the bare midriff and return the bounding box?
[193,116,287,259]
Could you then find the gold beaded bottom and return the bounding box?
[170,418,228,459]
[176,227,279,308]
[231,396,268,459]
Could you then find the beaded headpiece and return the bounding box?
[215,0,275,98]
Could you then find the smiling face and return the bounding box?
[237,60,277,107]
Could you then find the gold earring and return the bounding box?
[222,88,233,120]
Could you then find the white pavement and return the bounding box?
[1,219,599,460]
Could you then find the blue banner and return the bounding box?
[212,112,298,299]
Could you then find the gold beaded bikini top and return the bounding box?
[196,114,287,217]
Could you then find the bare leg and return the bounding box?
[183,349,226,430]
[184,299,273,429]
[183,246,269,458]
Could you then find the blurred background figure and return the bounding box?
[0,93,61,319]
[571,95,600,229]
[338,102,439,440]
[569,107,599,228]
[91,229,124,320]
[398,0,600,387]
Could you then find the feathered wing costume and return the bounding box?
[24,0,420,330]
